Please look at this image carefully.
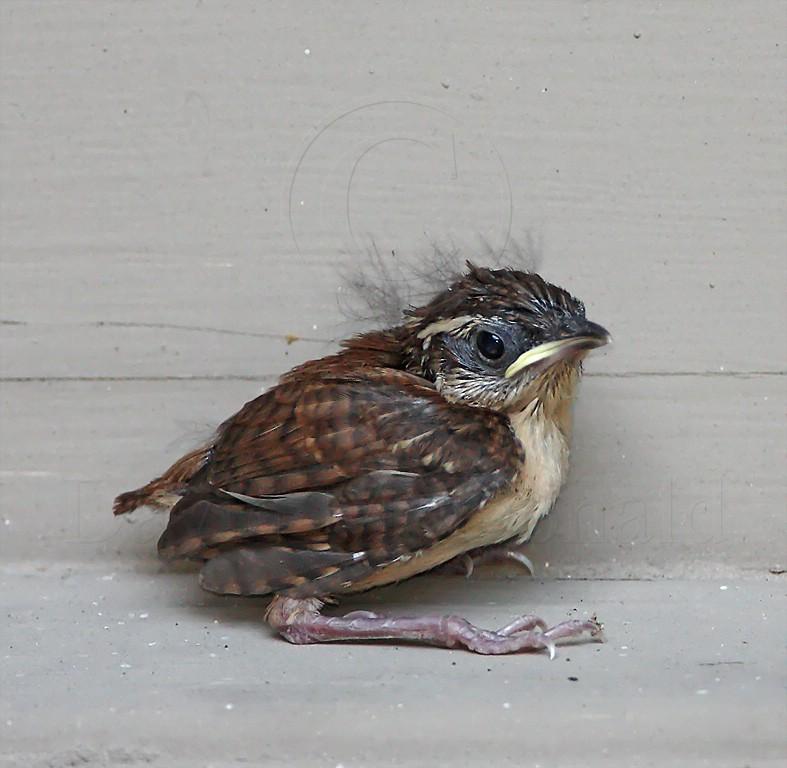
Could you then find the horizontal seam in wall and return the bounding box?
[1,319,331,343]
[0,371,784,383]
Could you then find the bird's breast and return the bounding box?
[484,405,571,544]
[449,404,570,552]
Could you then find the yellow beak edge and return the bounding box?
[504,336,609,379]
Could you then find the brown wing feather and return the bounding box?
[157,494,340,559]
[157,369,522,597]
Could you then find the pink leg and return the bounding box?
[265,597,603,657]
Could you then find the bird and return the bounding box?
[114,263,610,656]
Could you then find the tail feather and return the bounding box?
[113,445,210,515]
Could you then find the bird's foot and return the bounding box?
[437,541,536,578]
[265,596,603,656]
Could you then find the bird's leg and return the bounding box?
[265,596,603,656]
[437,538,536,578]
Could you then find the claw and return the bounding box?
[465,541,537,576]
[503,550,535,575]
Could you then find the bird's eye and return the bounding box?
[476,330,505,361]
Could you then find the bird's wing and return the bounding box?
[157,369,522,597]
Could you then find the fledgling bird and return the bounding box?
[114,263,610,655]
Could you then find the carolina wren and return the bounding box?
[115,263,610,656]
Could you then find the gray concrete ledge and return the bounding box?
[2,566,785,768]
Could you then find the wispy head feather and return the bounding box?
[339,236,542,327]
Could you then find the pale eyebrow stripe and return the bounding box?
[416,315,474,340]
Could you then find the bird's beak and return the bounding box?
[504,322,611,379]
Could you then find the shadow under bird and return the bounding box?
[114,263,610,656]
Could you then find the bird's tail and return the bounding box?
[113,445,211,516]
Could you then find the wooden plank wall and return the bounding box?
[1,2,784,576]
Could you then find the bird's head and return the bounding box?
[403,263,610,412]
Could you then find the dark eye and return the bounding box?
[476,330,505,361]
